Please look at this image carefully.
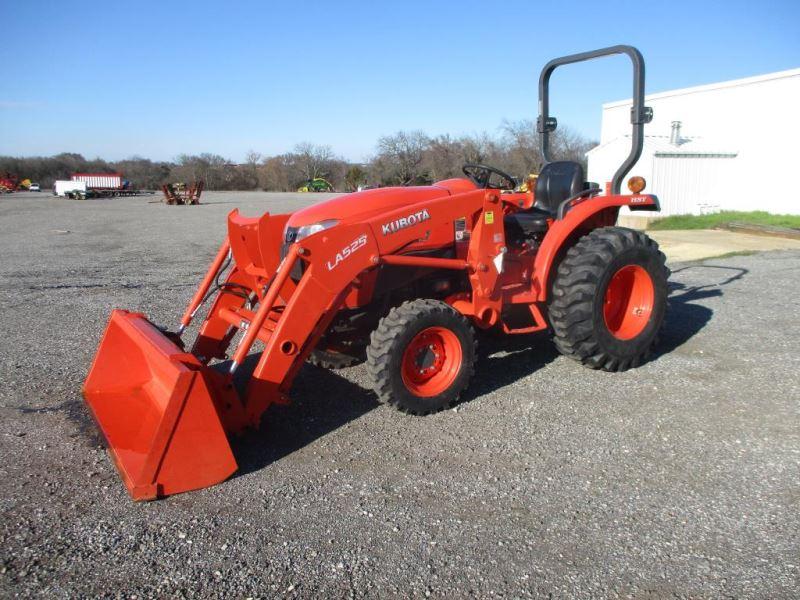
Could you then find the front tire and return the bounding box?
[548,227,668,371]
[367,299,476,414]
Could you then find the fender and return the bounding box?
[531,194,659,301]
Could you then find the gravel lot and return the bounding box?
[1,191,798,598]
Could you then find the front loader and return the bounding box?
[83,45,668,500]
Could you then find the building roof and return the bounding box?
[603,67,800,109]
[586,135,738,158]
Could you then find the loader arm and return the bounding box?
[236,221,381,423]
[83,212,380,500]
[186,213,384,430]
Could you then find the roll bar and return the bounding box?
[537,45,653,194]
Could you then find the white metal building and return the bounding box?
[587,68,800,216]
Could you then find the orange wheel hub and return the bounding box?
[400,327,462,397]
[603,264,655,340]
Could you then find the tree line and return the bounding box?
[0,120,594,192]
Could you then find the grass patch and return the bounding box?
[648,211,800,231]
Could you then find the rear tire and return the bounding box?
[548,226,668,371]
[367,299,476,414]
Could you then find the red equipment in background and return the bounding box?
[72,172,124,190]
[0,174,20,193]
[162,181,204,205]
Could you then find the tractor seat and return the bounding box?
[503,160,585,242]
[504,209,550,245]
[534,161,585,217]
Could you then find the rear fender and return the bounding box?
[532,194,659,302]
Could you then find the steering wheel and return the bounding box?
[462,164,517,190]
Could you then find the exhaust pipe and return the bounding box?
[670,121,682,146]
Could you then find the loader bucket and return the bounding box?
[83,310,237,500]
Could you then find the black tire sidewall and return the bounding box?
[592,244,667,358]
[387,309,474,413]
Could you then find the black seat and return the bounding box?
[504,210,550,244]
[534,161,585,216]
[504,160,587,244]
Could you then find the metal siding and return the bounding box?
[594,69,800,215]
[651,156,736,215]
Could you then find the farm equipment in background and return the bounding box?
[71,173,146,196]
[0,174,20,193]
[0,175,34,193]
[297,178,335,192]
[517,173,538,193]
[84,45,666,501]
[54,173,151,198]
[162,181,204,205]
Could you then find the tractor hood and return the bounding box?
[285,180,476,230]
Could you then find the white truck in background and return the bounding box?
[54,180,88,198]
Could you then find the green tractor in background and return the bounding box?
[297,177,335,192]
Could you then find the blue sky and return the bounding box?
[2,0,798,162]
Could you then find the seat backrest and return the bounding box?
[534,161,585,215]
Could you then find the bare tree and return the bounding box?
[499,119,543,177]
[423,134,460,181]
[500,118,594,174]
[1,120,595,192]
[245,150,262,167]
[256,155,291,191]
[293,142,336,183]
[344,165,368,191]
[371,130,430,186]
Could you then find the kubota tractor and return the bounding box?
[84,46,667,500]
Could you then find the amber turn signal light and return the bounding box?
[627,176,646,194]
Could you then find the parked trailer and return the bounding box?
[72,172,123,190]
[64,173,155,198]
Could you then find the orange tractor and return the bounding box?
[84,46,667,500]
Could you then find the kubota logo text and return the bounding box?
[381,209,431,235]
[327,234,368,271]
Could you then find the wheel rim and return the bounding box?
[603,264,655,340]
[401,327,462,397]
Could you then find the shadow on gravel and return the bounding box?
[20,399,104,448]
[463,331,560,402]
[656,263,748,357]
[227,333,561,476]
[230,357,379,478]
[65,263,749,480]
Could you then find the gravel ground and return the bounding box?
[1,191,798,598]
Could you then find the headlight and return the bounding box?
[285,219,339,243]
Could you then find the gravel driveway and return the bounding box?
[1,192,798,598]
